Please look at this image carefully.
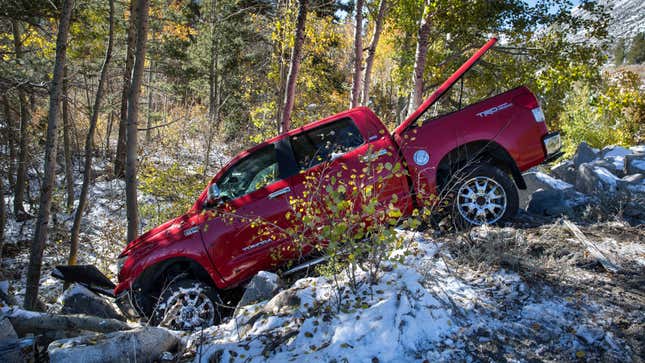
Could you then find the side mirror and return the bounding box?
[204,184,223,208]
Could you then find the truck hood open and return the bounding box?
[393,37,498,137]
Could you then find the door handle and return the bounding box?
[268,187,291,199]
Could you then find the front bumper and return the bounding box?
[542,131,563,163]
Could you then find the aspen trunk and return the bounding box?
[280,0,307,133]
[407,2,433,117]
[62,67,74,212]
[350,0,364,108]
[362,0,387,105]
[125,0,151,242]
[12,21,30,217]
[69,0,115,267]
[2,95,17,189]
[24,0,74,311]
[114,0,137,178]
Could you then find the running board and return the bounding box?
[282,256,329,276]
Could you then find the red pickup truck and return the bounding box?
[57,39,561,330]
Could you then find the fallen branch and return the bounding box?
[563,220,622,273]
[2,308,131,337]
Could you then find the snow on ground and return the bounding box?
[185,228,639,362]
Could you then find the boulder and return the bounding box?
[0,337,37,362]
[617,174,645,195]
[0,316,17,340]
[625,154,645,175]
[527,190,572,216]
[264,289,301,316]
[551,160,576,185]
[575,164,620,195]
[60,284,124,321]
[589,159,625,178]
[519,171,574,209]
[237,271,281,308]
[48,327,180,363]
[599,145,632,177]
[573,142,598,168]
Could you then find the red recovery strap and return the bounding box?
[394,37,498,136]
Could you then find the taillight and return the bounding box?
[531,107,545,123]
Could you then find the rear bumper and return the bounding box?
[542,131,563,163]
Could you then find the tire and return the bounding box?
[151,279,222,331]
[448,163,519,228]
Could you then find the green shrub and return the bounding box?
[559,70,644,156]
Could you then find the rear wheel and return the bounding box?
[152,279,222,331]
[450,163,518,227]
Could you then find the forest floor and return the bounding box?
[1,150,644,362]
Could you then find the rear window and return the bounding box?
[290,118,364,170]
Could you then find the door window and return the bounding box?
[289,118,364,170]
[216,145,279,200]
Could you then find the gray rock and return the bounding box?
[590,159,625,178]
[625,154,645,175]
[573,142,598,168]
[551,160,576,185]
[598,145,632,159]
[617,173,645,196]
[527,190,572,216]
[0,337,36,362]
[0,317,17,340]
[519,171,574,209]
[60,284,124,321]
[575,164,620,195]
[48,327,180,363]
[264,289,301,316]
[237,271,281,308]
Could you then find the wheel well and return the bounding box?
[132,257,214,315]
[436,140,526,191]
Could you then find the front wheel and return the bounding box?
[451,163,519,227]
[152,279,222,331]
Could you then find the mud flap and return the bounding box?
[51,265,116,298]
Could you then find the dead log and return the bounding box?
[563,220,622,273]
[3,308,131,337]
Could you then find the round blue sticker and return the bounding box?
[413,150,429,166]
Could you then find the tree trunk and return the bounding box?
[114,0,137,178]
[204,0,220,177]
[406,2,433,117]
[362,0,387,105]
[12,21,30,218]
[0,175,5,264]
[62,67,74,212]
[350,0,364,108]
[145,28,154,143]
[125,0,151,242]
[23,0,74,311]
[280,0,307,133]
[69,0,115,267]
[2,95,17,189]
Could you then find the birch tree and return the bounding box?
[350,0,364,108]
[362,0,387,105]
[280,0,307,133]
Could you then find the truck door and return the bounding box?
[200,143,297,283]
[281,116,407,261]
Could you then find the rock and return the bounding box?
[60,284,124,321]
[519,171,574,209]
[551,160,577,185]
[237,271,281,308]
[625,154,645,175]
[575,325,605,344]
[527,190,572,216]
[48,327,180,363]
[590,159,625,178]
[575,164,620,195]
[617,174,645,195]
[599,145,632,159]
[573,142,598,168]
[264,289,301,316]
[0,337,37,362]
[0,316,18,340]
